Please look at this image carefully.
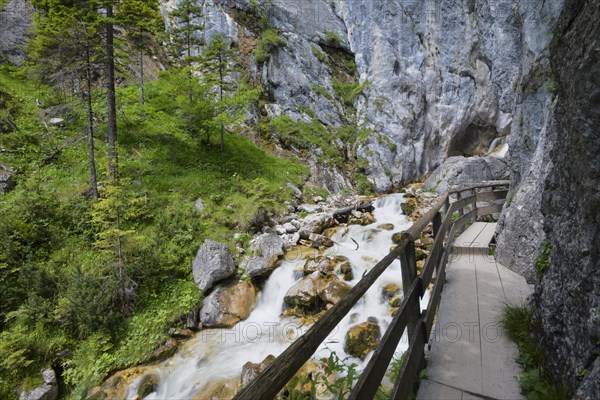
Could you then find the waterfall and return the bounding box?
[131,194,430,399]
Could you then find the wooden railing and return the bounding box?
[233,181,510,400]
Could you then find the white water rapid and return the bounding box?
[131,194,430,399]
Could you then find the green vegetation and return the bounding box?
[544,78,559,94]
[332,78,369,108]
[501,305,569,400]
[535,241,551,278]
[324,30,342,46]
[0,55,306,398]
[255,28,287,63]
[312,45,328,63]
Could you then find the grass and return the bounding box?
[311,45,328,63]
[500,304,569,400]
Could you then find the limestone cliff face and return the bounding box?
[536,0,600,396]
[0,0,34,65]
[161,0,534,192]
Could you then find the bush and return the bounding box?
[255,29,287,63]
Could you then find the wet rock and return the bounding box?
[284,271,321,310]
[169,328,194,340]
[378,223,395,230]
[148,338,178,363]
[317,279,351,305]
[192,240,236,293]
[240,233,284,277]
[303,256,334,275]
[192,378,239,400]
[200,280,257,328]
[415,248,428,262]
[299,212,336,236]
[382,283,402,301]
[400,198,419,217]
[86,375,127,400]
[389,295,404,308]
[241,355,276,388]
[391,232,404,245]
[344,322,381,360]
[137,373,159,399]
[309,233,334,248]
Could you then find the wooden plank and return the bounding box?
[476,190,508,203]
[348,279,420,400]
[391,319,426,400]
[451,195,476,212]
[448,180,509,195]
[452,209,478,238]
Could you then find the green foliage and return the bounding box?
[324,30,341,45]
[311,45,328,63]
[501,304,568,400]
[255,28,287,63]
[0,61,307,397]
[332,78,368,107]
[544,78,559,94]
[535,241,551,278]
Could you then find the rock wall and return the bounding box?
[0,0,34,65]
[534,0,600,396]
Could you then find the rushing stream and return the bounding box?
[129,194,430,399]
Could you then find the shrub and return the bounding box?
[255,29,287,63]
[535,241,551,278]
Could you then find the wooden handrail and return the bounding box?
[233,181,509,400]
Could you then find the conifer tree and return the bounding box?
[169,0,204,135]
[199,34,260,151]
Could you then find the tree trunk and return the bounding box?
[106,3,119,180]
[139,27,145,105]
[85,46,99,199]
[219,63,224,152]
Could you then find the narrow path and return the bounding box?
[417,223,533,400]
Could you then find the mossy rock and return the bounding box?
[382,283,402,301]
[378,223,395,230]
[400,198,419,216]
[415,248,428,261]
[392,232,404,244]
[137,373,160,399]
[344,322,381,360]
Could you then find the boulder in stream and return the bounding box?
[344,321,382,360]
[200,280,257,328]
[284,271,322,310]
[137,373,159,399]
[191,378,239,400]
[239,233,284,277]
[303,256,335,275]
[317,279,351,305]
[192,240,236,293]
[241,355,276,388]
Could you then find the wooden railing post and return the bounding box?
[399,234,419,341]
[432,211,442,239]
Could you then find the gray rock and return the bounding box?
[0,164,15,194]
[19,369,58,400]
[274,225,287,235]
[287,183,303,199]
[284,271,321,309]
[282,222,297,233]
[47,118,65,126]
[309,233,334,248]
[192,241,237,292]
[200,280,257,328]
[194,198,204,212]
[423,155,509,194]
[0,0,34,65]
[239,233,284,277]
[41,369,56,386]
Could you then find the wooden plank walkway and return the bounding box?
[417,223,533,400]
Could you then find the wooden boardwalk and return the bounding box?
[417,223,533,400]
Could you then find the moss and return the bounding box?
[311,84,333,100]
[535,241,551,278]
[332,78,368,108]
